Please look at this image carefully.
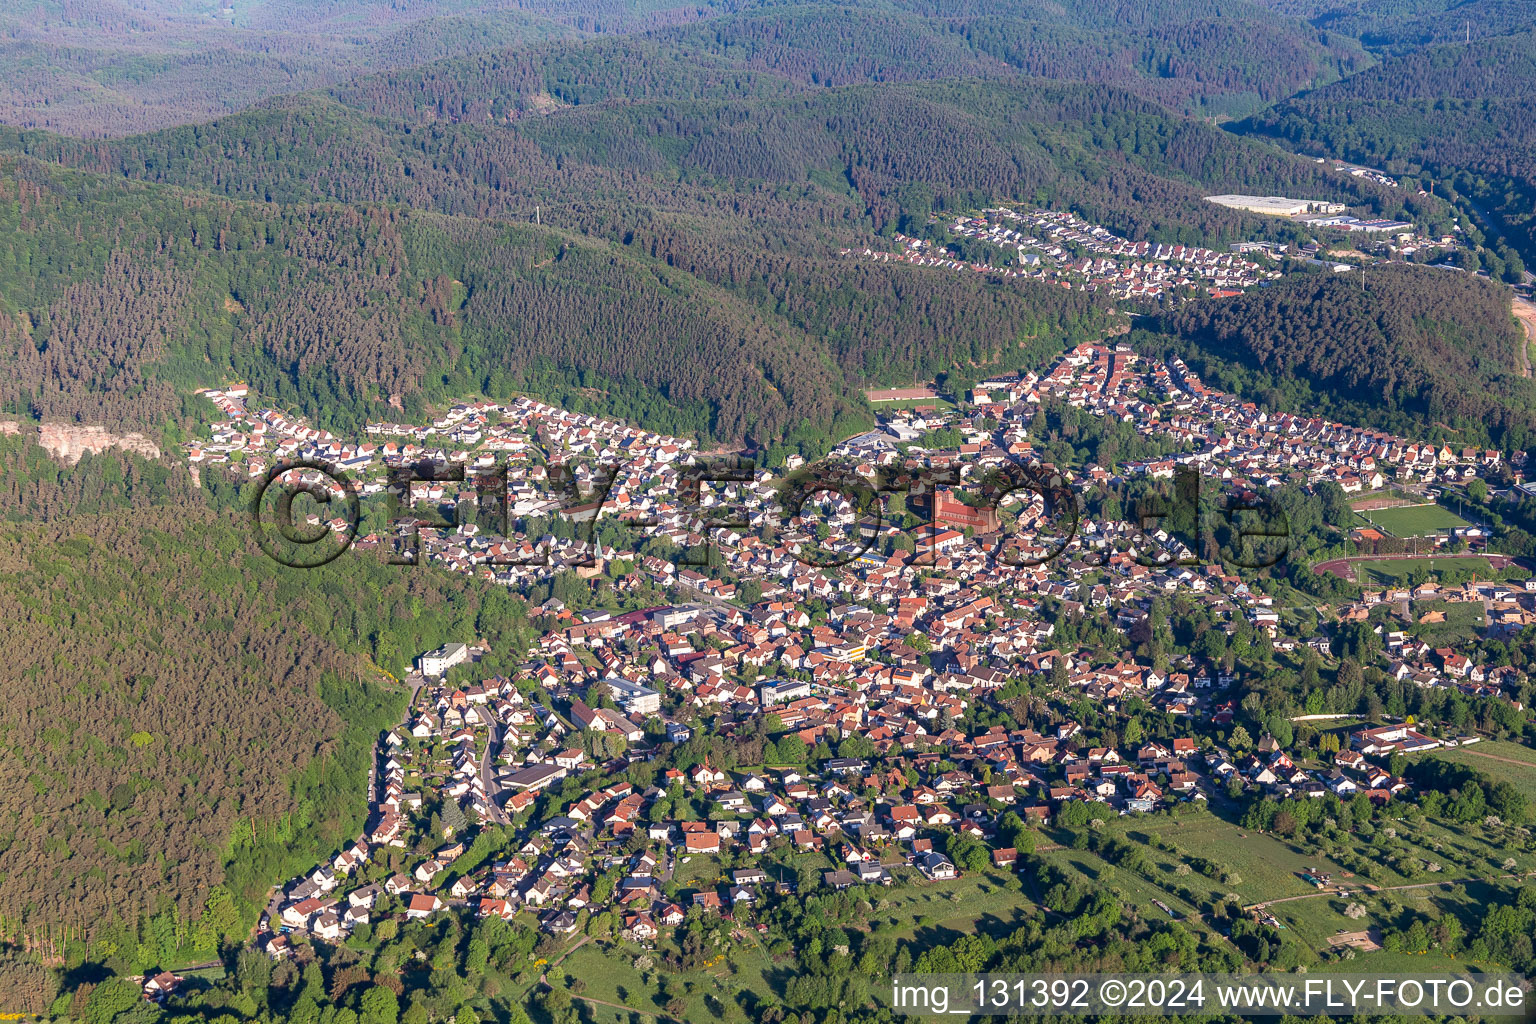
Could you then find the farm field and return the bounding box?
[1425,740,1536,799]
[1357,504,1470,537]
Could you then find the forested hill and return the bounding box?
[1238,29,1536,262]
[0,1,1478,454]
[0,155,856,448]
[0,0,719,137]
[331,0,1371,122]
[0,0,1370,136]
[0,153,1124,452]
[1251,0,1534,54]
[1135,265,1534,450]
[0,35,1425,453]
[0,72,1408,247]
[0,433,534,967]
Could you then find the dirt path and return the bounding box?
[571,993,683,1023]
[538,933,589,982]
[1249,872,1534,910]
[1449,748,1536,769]
[535,934,688,1023]
[1513,296,1536,378]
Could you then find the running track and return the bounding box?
[1312,552,1520,581]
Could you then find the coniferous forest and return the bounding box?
[1136,264,1535,449]
[0,436,533,973]
[0,65,1426,452]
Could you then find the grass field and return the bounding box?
[1377,812,1536,879]
[1035,813,1356,940]
[1295,877,1519,977]
[1118,815,1352,905]
[1310,946,1493,975]
[1358,504,1469,537]
[1043,810,1534,961]
[1425,740,1536,799]
[864,396,957,412]
[1351,491,1425,511]
[557,912,788,1017]
[872,870,1038,943]
[1035,844,1222,939]
[534,809,1534,1020]
[550,870,1035,1021]
[1354,556,1514,586]
[671,851,730,888]
[1399,599,1487,644]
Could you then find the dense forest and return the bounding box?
[0,434,533,954]
[0,0,726,136]
[1240,29,1536,263]
[0,152,1117,451]
[1252,0,1535,53]
[0,58,1418,452]
[0,71,1405,240]
[0,0,1373,137]
[1135,263,1534,450]
[330,0,1371,123]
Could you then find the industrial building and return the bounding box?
[418,642,469,677]
[1204,194,1347,216]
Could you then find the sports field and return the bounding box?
[1358,504,1469,537]
[1351,492,1423,511]
[1353,557,1514,586]
[865,396,957,412]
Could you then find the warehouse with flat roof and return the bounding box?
[503,763,567,791]
[1204,194,1347,216]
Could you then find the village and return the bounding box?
[250,632,1477,964]
[840,205,1458,298]
[188,340,1534,708]
[168,337,1536,991]
[841,208,1284,300]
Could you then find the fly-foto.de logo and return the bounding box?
[249,456,1289,571]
